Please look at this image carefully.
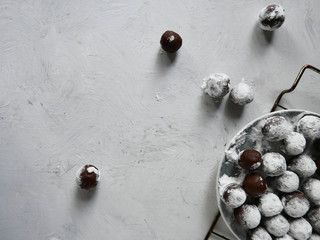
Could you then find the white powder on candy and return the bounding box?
[281,132,306,156]
[201,73,230,100]
[258,193,283,217]
[250,227,272,240]
[262,152,287,177]
[262,116,292,142]
[230,82,254,106]
[288,218,312,240]
[265,215,290,237]
[298,115,320,140]
[222,184,246,208]
[309,234,320,240]
[303,178,320,206]
[282,193,310,218]
[275,171,299,193]
[274,234,294,240]
[288,154,317,177]
[238,205,261,229]
[218,173,245,196]
[258,4,285,31]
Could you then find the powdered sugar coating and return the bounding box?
[230,82,254,106]
[310,234,320,240]
[298,115,320,140]
[288,154,317,177]
[250,227,272,240]
[258,193,283,217]
[275,171,299,193]
[303,179,320,206]
[262,152,287,177]
[308,208,320,234]
[281,132,306,156]
[259,4,285,31]
[262,116,292,141]
[288,218,312,240]
[234,204,261,229]
[76,165,101,189]
[274,234,294,240]
[265,215,290,237]
[201,73,230,100]
[222,183,247,208]
[281,191,310,218]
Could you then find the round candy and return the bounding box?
[239,149,262,171]
[288,154,317,177]
[76,164,100,190]
[310,234,320,240]
[258,4,285,31]
[307,208,320,234]
[160,30,182,53]
[230,82,254,106]
[249,227,272,240]
[243,173,267,197]
[275,171,299,193]
[297,115,320,140]
[262,152,287,177]
[288,218,312,240]
[281,191,310,218]
[274,235,294,240]
[222,183,247,208]
[234,204,261,229]
[258,193,283,217]
[303,178,320,206]
[262,116,291,142]
[281,132,306,156]
[201,73,230,100]
[265,215,290,237]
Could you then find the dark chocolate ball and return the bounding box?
[160,30,182,53]
[243,173,267,197]
[239,150,262,171]
[76,164,100,190]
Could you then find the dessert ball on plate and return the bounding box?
[76,164,100,190]
[201,73,230,101]
[281,191,310,218]
[281,132,306,156]
[160,30,182,53]
[288,154,317,177]
[264,215,290,237]
[310,234,320,240]
[297,115,320,140]
[262,116,291,141]
[234,204,261,229]
[258,4,285,31]
[303,178,320,206]
[275,171,299,193]
[288,218,313,240]
[222,183,247,208]
[229,82,254,106]
[262,152,287,177]
[258,193,283,217]
[249,227,272,240]
[274,234,294,240]
[243,173,267,197]
[238,149,262,171]
[307,208,320,234]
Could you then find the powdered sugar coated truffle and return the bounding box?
[308,208,320,234]
[222,183,247,208]
[234,204,261,229]
[288,154,317,177]
[281,191,310,218]
[274,234,294,240]
[288,218,312,240]
[275,171,299,193]
[281,132,306,156]
[262,152,287,176]
[262,116,292,141]
[229,82,254,106]
[310,234,320,240]
[76,164,101,190]
[259,4,285,31]
[298,115,320,140]
[258,193,283,217]
[303,179,320,206]
[201,73,230,100]
[264,215,290,237]
[249,227,272,240]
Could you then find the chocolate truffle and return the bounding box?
[258,4,285,31]
[288,218,313,240]
[258,193,283,217]
[310,234,320,240]
[243,173,267,197]
[262,152,287,177]
[249,227,272,240]
[76,164,100,190]
[239,149,262,171]
[160,30,182,53]
[281,132,306,156]
[281,191,310,218]
[262,116,291,141]
[264,215,290,237]
[303,179,320,206]
[275,171,299,193]
[234,204,261,229]
[201,73,230,101]
[288,154,317,178]
[222,183,247,208]
[308,208,320,234]
[298,115,320,140]
[274,235,294,240]
[230,82,254,106]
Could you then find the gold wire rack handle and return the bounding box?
[205,64,320,240]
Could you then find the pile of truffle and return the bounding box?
[220,114,320,240]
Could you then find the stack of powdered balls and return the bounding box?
[220,114,320,240]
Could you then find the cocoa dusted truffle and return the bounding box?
[234,204,261,229]
[281,191,310,218]
[262,116,291,142]
[307,208,320,234]
[222,183,247,208]
[288,218,313,240]
[243,173,267,197]
[76,164,100,190]
[239,149,262,171]
[258,4,285,31]
[160,30,182,53]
